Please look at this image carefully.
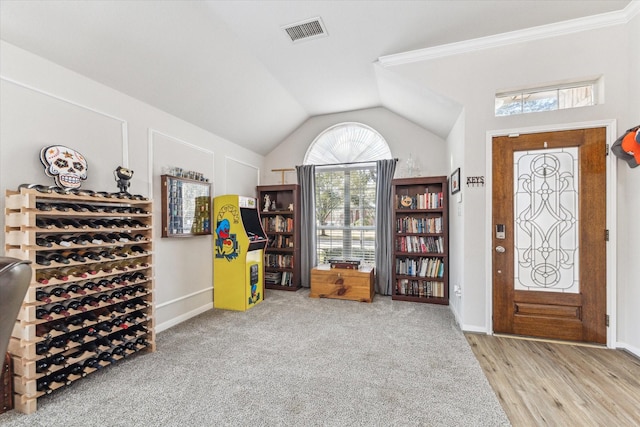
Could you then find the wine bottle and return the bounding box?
[49,287,71,298]
[63,251,87,263]
[94,233,115,243]
[36,237,53,248]
[67,363,86,378]
[110,276,124,287]
[97,249,116,260]
[96,293,115,304]
[49,369,70,385]
[78,219,100,229]
[36,289,52,303]
[36,202,53,211]
[36,271,51,284]
[48,336,69,350]
[114,303,128,314]
[79,250,101,261]
[93,219,116,228]
[82,311,99,323]
[63,267,88,279]
[36,341,50,355]
[45,252,71,265]
[35,254,52,266]
[111,345,126,357]
[36,307,53,321]
[129,219,147,228]
[97,350,115,364]
[105,232,124,243]
[36,376,51,393]
[47,270,70,281]
[130,245,147,254]
[76,234,93,245]
[45,235,73,248]
[67,331,85,344]
[35,358,50,374]
[135,337,149,347]
[82,357,102,370]
[80,296,99,308]
[48,353,66,367]
[133,234,145,242]
[66,315,85,328]
[63,299,87,313]
[60,218,86,229]
[46,303,70,317]
[65,283,86,295]
[95,322,112,333]
[36,217,53,229]
[83,203,101,212]
[110,290,126,301]
[82,281,101,292]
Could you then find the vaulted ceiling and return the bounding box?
[0,1,631,154]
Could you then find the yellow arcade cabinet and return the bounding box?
[213,195,267,311]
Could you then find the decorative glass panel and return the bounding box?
[513,147,579,293]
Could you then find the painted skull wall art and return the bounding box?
[40,145,88,189]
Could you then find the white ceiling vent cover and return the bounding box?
[282,17,328,43]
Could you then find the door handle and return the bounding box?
[495,246,505,253]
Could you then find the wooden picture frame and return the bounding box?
[450,168,461,195]
[161,174,212,237]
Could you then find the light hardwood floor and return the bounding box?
[465,333,640,426]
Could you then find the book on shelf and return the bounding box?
[395,191,444,210]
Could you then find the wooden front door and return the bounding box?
[492,128,607,344]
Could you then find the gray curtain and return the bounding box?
[296,165,317,288]
[375,159,397,295]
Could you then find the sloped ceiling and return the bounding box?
[0,1,631,154]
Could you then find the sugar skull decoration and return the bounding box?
[40,145,88,189]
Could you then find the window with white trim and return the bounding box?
[495,80,598,117]
[304,123,392,265]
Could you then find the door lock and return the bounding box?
[495,246,505,253]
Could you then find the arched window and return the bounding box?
[304,122,392,165]
[304,123,392,265]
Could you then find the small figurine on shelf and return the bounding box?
[114,166,134,195]
[271,201,277,211]
[288,203,294,211]
[263,194,271,212]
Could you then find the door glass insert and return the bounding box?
[513,147,579,293]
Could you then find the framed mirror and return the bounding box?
[161,175,212,237]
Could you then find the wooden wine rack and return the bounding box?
[4,188,156,414]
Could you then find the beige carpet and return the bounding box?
[1,289,509,426]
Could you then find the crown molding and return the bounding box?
[379,1,640,67]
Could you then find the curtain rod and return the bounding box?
[298,158,398,168]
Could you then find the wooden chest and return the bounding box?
[310,265,374,303]
[1,353,13,414]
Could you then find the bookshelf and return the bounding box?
[256,185,301,291]
[391,176,449,305]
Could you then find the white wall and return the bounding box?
[384,17,639,352]
[617,12,640,356]
[445,112,465,326]
[0,41,264,332]
[261,107,447,185]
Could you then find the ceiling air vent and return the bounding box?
[282,17,328,43]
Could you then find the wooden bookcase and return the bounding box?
[391,176,449,305]
[4,187,155,413]
[256,185,301,291]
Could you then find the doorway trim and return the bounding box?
[485,119,617,348]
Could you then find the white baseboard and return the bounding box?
[616,341,640,359]
[155,303,213,333]
[461,324,489,334]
